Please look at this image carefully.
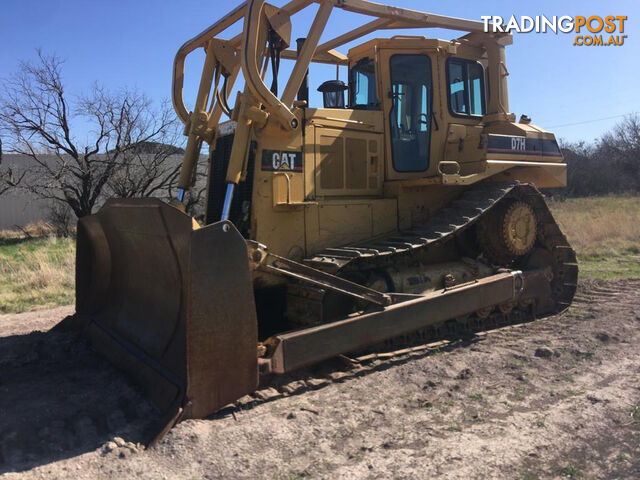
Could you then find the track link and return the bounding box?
[230,279,634,417]
[305,181,578,315]
[233,307,534,412]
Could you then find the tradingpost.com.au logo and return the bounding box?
[481,15,628,46]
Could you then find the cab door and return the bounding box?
[380,51,436,181]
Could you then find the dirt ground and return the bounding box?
[0,279,639,479]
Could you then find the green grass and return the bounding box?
[616,452,628,463]
[0,236,75,314]
[518,473,539,480]
[557,463,583,478]
[548,196,640,279]
[575,252,640,279]
[632,404,640,427]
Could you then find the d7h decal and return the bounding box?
[261,150,303,172]
[487,134,562,158]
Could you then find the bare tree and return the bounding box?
[0,169,25,196]
[600,113,640,183]
[47,202,74,237]
[0,137,26,196]
[104,139,208,217]
[557,114,640,197]
[105,141,182,199]
[0,50,184,218]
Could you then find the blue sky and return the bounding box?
[1,0,637,146]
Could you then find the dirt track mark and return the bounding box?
[0,279,638,479]
[0,306,72,338]
[0,330,159,474]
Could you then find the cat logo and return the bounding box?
[271,152,296,170]
[262,150,303,172]
[511,137,526,151]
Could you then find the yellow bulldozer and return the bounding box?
[64,0,577,430]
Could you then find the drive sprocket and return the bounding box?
[477,199,537,264]
[501,201,537,256]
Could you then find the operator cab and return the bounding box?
[315,36,489,181]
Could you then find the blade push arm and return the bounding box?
[247,241,392,307]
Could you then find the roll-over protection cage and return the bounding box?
[172,0,511,219]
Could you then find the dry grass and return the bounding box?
[548,196,640,279]
[548,196,640,253]
[0,221,63,239]
[0,234,75,314]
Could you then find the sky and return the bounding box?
[1,0,638,146]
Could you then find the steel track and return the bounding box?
[225,182,579,413]
[233,307,534,411]
[305,181,578,315]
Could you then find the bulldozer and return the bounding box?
[65,0,577,431]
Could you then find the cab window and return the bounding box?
[389,54,432,172]
[447,58,485,116]
[349,58,378,110]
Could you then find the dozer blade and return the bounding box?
[65,198,258,422]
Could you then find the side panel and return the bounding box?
[372,199,397,236]
[251,109,392,260]
[305,198,397,254]
[319,203,371,246]
[384,183,463,231]
[490,164,567,188]
[252,130,306,258]
[444,124,486,175]
[312,123,384,197]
